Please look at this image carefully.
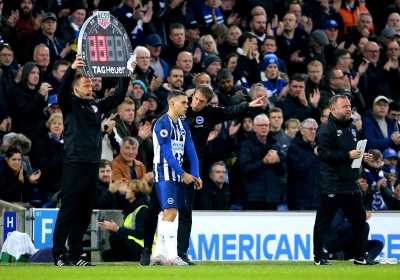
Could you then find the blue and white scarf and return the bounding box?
[121,5,144,39]
[49,133,64,145]
[260,71,288,97]
[68,17,81,39]
[364,168,387,211]
[235,76,250,92]
[203,6,224,26]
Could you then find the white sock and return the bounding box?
[152,224,165,257]
[161,221,178,260]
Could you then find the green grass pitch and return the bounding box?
[0,261,399,280]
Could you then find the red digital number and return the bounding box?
[89,36,98,61]
[97,35,108,62]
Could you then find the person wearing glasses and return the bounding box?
[132,46,163,93]
[318,68,346,109]
[287,118,319,210]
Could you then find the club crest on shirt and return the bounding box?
[337,130,342,137]
[351,129,356,137]
[160,129,168,138]
[196,116,204,125]
[181,129,186,136]
[91,105,98,113]
[167,198,174,204]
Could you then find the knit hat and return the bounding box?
[262,51,280,71]
[382,164,398,175]
[203,55,221,69]
[132,80,148,93]
[70,3,86,15]
[310,29,329,46]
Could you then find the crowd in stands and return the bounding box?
[1,0,400,212]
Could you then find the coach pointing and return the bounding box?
[52,54,134,266]
[313,95,378,266]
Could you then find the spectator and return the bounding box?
[323,208,383,261]
[276,73,320,122]
[136,91,163,125]
[203,54,221,89]
[0,147,40,204]
[386,13,400,37]
[308,29,329,71]
[249,13,267,48]
[318,69,346,109]
[99,179,151,262]
[145,34,169,81]
[197,161,230,210]
[15,0,39,65]
[108,98,153,171]
[260,36,288,75]
[184,20,205,73]
[160,23,187,67]
[0,45,20,119]
[287,118,319,210]
[353,36,369,61]
[111,136,151,182]
[215,68,247,107]
[94,159,125,210]
[0,132,32,176]
[260,51,288,107]
[323,20,340,68]
[362,95,400,152]
[156,66,184,108]
[239,113,286,210]
[199,0,225,29]
[285,118,301,138]
[176,51,194,90]
[132,46,159,92]
[247,83,269,118]
[91,77,103,99]
[185,72,211,97]
[377,176,400,210]
[388,101,400,131]
[360,149,391,211]
[199,34,219,57]
[34,112,64,204]
[33,12,70,70]
[377,28,398,62]
[218,25,241,60]
[345,12,377,47]
[32,44,51,77]
[320,106,331,124]
[210,23,229,50]
[11,62,51,144]
[339,0,374,37]
[130,80,147,109]
[56,3,86,44]
[354,41,400,109]
[382,148,398,169]
[0,1,20,49]
[48,60,70,97]
[381,163,398,189]
[305,60,324,101]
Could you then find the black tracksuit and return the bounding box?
[313,113,367,260]
[143,102,251,255]
[52,66,129,261]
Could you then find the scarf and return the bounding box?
[67,17,81,39]
[364,168,387,211]
[235,76,250,92]
[120,5,144,39]
[260,71,288,97]
[203,6,224,26]
[49,133,64,145]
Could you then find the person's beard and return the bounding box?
[337,112,351,121]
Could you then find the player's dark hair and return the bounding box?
[167,89,186,101]
[194,84,214,102]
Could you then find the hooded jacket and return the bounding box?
[0,133,33,177]
[156,83,180,109]
[11,62,46,141]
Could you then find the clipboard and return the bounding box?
[351,139,367,168]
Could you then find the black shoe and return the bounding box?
[69,258,96,266]
[139,247,151,266]
[179,253,196,266]
[54,254,74,266]
[314,257,332,265]
[354,254,379,265]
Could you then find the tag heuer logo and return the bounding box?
[97,12,110,29]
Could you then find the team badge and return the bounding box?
[91,105,98,113]
[160,129,168,138]
[167,198,174,204]
[351,129,356,137]
[181,129,186,136]
[196,116,204,124]
[337,130,342,137]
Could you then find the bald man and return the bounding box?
[176,51,194,90]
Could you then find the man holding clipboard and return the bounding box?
[312,95,378,266]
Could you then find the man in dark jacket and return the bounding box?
[197,161,230,210]
[313,94,378,266]
[239,113,286,210]
[215,68,248,107]
[52,54,131,266]
[140,85,265,265]
[287,118,319,210]
[0,45,19,119]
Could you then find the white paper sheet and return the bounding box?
[351,139,367,168]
